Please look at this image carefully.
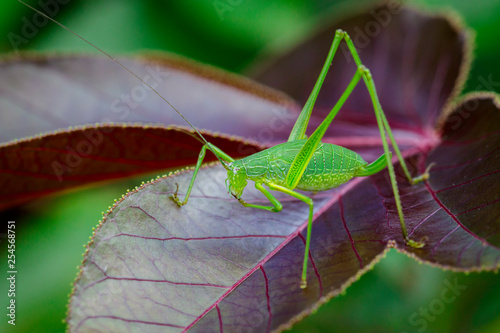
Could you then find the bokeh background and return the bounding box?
[0,0,499,332]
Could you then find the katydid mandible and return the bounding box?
[20,1,431,290]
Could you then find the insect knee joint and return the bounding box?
[305,198,313,208]
[357,65,371,76]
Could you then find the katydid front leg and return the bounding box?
[172,143,234,206]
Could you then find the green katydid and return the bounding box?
[171,30,432,289]
[20,1,431,289]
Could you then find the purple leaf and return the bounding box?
[0,55,298,209]
[68,94,500,333]
[68,5,499,332]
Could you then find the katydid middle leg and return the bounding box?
[361,63,429,247]
[239,182,314,289]
[342,31,432,186]
[237,183,283,213]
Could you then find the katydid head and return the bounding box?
[225,163,248,199]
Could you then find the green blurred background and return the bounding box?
[0,0,499,332]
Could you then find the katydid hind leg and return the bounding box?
[310,32,427,247]
[287,30,346,142]
[378,106,434,185]
[286,66,364,189]
[285,30,370,190]
[345,45,425,248]
[286,31,427,250]
[345,34,431,185]
[355,152,391,177]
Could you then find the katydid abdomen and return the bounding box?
[228,139,389,194]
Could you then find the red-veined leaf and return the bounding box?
[67,5,499,332]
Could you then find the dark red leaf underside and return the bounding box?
[0,125,260,210]
[0,55,299,209]
[426,95,500,253]
[249,4,468,140]
[68,94,500,333]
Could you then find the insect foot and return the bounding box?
[300,279,308,290]
[406,237,425,249]
[171,183,185,207]
[410,162,436,185]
